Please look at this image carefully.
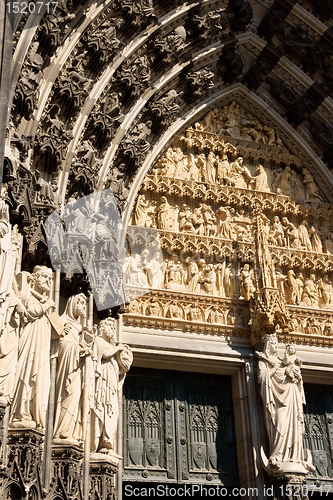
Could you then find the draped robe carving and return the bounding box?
[53,293,90,445]
[257,333,314,475]
[10,266,55,429]
[91,318,132,457]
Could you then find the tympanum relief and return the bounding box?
[124,102,333,345]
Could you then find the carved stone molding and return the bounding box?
[178,128,300,167]
[124,289,250,338]
[270,473,309,500]
[49,445,84,499]
[4,429,44,498]
[0,405,8,472]
[124,102,333,347]
[251,288,290,339]
[89,457,118,500]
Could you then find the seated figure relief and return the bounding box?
[195,102,284,146]
[152,195,330,254]
[151,140,324,205]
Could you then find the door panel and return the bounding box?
[123,368,238,485]
[123,369,176,481]
[303,383,333,489]
[175,371,238,484]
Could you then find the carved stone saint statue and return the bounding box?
[252,165,270,192]
[134,194,156,227]
[256,332,315,475]
[0,187,17,303]
[91,318,133,457]
[10,266,55,430]
[302,168,323,201]
[146,250,164,289]
[240,264,255,300]
[157,196,172,230]
[53,293,90,445]
[0,290,24,406]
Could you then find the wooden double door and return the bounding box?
[122,368,239,486]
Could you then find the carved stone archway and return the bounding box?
[2,0,333,499]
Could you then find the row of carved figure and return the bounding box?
[195,101,283,145]
[290,314,333,336]
[124,252,238,297]
[284,272,333,308]
[127,298,245,326]
[152,147,322,201]
[0,266,132,456]
[127,294,333,336]
[124,250,333,309]
[240,266,333,308]
[135,195,332,252]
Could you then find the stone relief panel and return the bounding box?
[124,101,333,345]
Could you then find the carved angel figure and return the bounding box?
[239,264,255,300]
[302,169,323,201]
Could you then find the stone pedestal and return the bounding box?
[4,428,45,498]
[271,474,309,500]
[89,454,119,500]
[49,445,84,499]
